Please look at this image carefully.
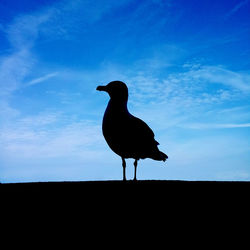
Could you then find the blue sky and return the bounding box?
[0,0,250,182]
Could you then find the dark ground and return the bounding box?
[1,179,249,201]
[1,180,249,240]
[1,179,249,191]
[1,180,248,215]
[1,179,249,190]
[2,180,249,220]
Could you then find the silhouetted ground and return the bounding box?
[2,180,249,231]
[1,180,249,200]
[1,179,249,191]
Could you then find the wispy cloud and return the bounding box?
[181,123,250,130]
[37,0,134,41]
[127,63,250,107]
[0,49,33,96]
[225,0,249,19]
[0,8,52,100]
[190,65,250,93]
[6,11,51,50]
[26,72,58,86]
[0,100,20,123]
[0,113,103,159]
[0,0,137,98]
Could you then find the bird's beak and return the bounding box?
[96,85,107,92]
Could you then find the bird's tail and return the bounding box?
[152,150,168,162]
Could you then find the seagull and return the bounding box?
[97,81,168,181]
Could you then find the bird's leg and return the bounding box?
[133,159,138,181]
[122,157,126,181]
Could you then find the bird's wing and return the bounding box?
[128,115,159,145]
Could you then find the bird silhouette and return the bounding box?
[97,81,168,181]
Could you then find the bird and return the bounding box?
[96,80,168,181]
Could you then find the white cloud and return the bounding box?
[26,72,58,86]
[181,123,250,130]
[0,49,34,96]
[0,113,104,159]
[127,64,250,107]
[125,66,244,116]
[225,0,249,19]
[191,65,250,92]
[6,11,51,50]
[0,0,137,98]
[0,100,20,122]
[0,7,53,100]
[36,0,135,41]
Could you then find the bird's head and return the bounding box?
[96,81,128,102]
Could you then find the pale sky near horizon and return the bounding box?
[0,0,250,182]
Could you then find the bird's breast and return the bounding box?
[102,103,130,141]
[103,110,126,133]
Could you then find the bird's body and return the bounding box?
[103,99,162,160]
[97,81,168,181]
